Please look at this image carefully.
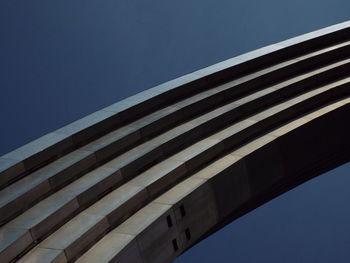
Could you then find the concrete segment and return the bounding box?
[85,182,148,227]
[113,203,180,263]
[131,159,188,198]
[75,233,142,263]
[0,175,50,224]
[0,149,96,224]
[169,138,225,171]
[18,247,67,263]
[80,126,141,162]
[172,182,219,250]
[62,166,123,206]
[39,213,109,261]
[3,132,73,169]
[210,158,251,219]
[6,193,79,240]
[0,158,25,189]
[55,110,121,146]
[0,227,33,263]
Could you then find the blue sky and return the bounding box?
[1,1,350,262]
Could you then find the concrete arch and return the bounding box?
[0,21,350,262]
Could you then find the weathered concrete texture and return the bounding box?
[116,102,350,262]
[76,233,142,263]
[210,101,350,219]
[0,227,33,262]
[39,213,109,261]
[18,248,67,263]
[74,100,349,263]
[1,21,350,263]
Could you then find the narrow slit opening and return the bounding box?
[167,215,173,227]
[180,205,186,217]
[185,228,191,240]
[172,239,179,251]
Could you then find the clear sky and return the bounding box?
[1,1,349,262]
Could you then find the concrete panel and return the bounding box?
[112,203,179,263]
[59,166,123,207]
[76,233,143,263]
[154,177,207,206]
[209,158,252,219]
[0,174,50,224]
[3,132,74,173]
[81,126,141,162]
[170,139,225,172]
[131,159,188,198]
[178,91,226,119]
[0,158,25,188]
[153,177,219,249]
[85,182,148,227]
[153,71,206,93]
[193,154,240,180]
[234,88,276,106]
[195,102,241,135]
[211,119,258,150]
[233,135,277,158]
[55,110,121,146]
[120,147,164,180]
[304,97,350,120]
[7,194,79,240]
[105,141,164,181]
[174,183,219,249]
[137,209,180,263]
[0,227,33,263]
[277,21,350,51]
[151,73,208,102]
[270,117,310,137]
[47,150,96,189]
[243,140,285,196]
[113,202,170,234]
[18,247,67,263]
[107,90,173,124]
[134,106,184,139]
[159,122,204,156]
[278,104,350,179]
[172,88,220,110]
[39,213,109,261]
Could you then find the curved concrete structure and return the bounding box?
[1,21,350,263]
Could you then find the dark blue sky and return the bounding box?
[1,1,349,262]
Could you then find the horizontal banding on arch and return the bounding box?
[2,73,349,262]
[0,21,350,263]
[76,100,350,263]
[1,20,350,188]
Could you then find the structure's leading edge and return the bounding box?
[1,21,350,263]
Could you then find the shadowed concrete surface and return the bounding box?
[176,160,350,263]
[1,21,350,262]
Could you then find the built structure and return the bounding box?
[0,21,350,263]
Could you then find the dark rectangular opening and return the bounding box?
[180,205,186,217]
[167,215,173,227]
[185,228,191,240]
[172,239,179,251]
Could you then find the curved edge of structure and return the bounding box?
[1,21,350,263]
[75,100,350,263]
[1,20,350,185]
